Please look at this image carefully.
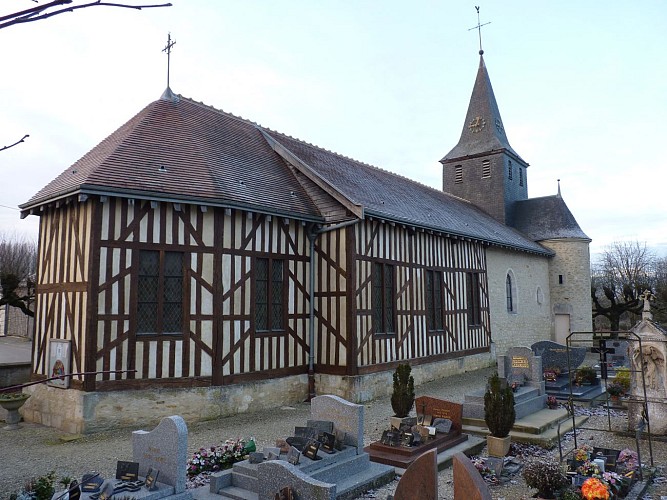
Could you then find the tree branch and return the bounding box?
[0,134,29,152]
[0,1,171,30]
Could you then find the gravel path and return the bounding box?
[2,367,666,499]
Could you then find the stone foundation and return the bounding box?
[316,352,494,404]
[22,374,309,434]
[20,353,494,433]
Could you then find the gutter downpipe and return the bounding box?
[306,218,360,402]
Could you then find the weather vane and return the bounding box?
[162,32,176,88]
[468,6,490,55]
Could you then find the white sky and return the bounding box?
[1,1,666,259]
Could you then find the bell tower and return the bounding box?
[440,54,529,226]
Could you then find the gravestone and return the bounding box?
[132,415,188,493]
[389,449,438,500]
[498,346,544,393]
[311,395,363,452]
[453,452,492,500]
[414,396,463,433]
[628,295,667,434]
[531,340,587,372]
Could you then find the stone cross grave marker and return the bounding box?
[311,395,363,453]
[132,415,188,493]
[498,346,544,392]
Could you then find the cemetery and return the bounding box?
[2,301,666,499]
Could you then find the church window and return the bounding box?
[455,165,463,184]
[482,160,491,179]
[466,272,482,326]
[426,269,444,332]
[519,168,524,186]
[373,262,395,334]
[137,250,184,335]
[508,161,513,180]
[558,274,564,285]
[255,257,285,332]
[506,273,514,313]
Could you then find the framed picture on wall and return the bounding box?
[47,339,71,388]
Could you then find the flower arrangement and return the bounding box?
[546,395,558,409]
[580,477,610,500]
[576,460,601,477]
[616,448,639,472]
[522,458,570,498]
[575,366,597,385]
[613,367,631,393]
[602,471,627,496]
[187,438,254,478]
[606,382,624,398]
[574,445,593,462]
[544,367,561,382]
[470,457,498,484]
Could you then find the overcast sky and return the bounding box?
[1,1,665,259]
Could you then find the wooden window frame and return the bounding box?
[466,271,482,327]
[426,269,445,333]
[254,256,287,335]
[136,249,185,336]
[372,261,396,336]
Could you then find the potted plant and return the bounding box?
[606,382,624,400]
[546,395,558,409]
[390,363,415,420]
[522,458,569,499]
[484,372,515,457]
[0,391,31,430]
[574,366,597,386]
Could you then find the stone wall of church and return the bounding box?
[486,248,552,355]
[541,238,593,335]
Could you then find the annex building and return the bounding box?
[19,53,592,433]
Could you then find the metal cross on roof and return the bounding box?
[468,6,491,55]
[162,32,176,88]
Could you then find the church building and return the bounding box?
[19,52,592,433]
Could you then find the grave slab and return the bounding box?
[311,395,363,452]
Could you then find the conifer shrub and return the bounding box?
[484,372,515,438]
[391,363,415,418]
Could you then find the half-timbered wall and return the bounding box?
[313,228,348,373]
[33,201,93,388]
[89,198,311,389]
[354,219,490,371]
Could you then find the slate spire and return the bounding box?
[441,55,524,163]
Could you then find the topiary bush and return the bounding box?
[390,363,415,418]
[484,372,515,438]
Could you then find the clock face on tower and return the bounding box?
[468,115,486,133]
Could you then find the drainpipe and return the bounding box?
[306,218,360,402]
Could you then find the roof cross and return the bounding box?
[468,6,491,55]
[162,32,176,88]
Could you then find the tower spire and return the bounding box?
[469,6,490,55]
[162,32,176,89]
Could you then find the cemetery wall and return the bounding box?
[22,373,308,434]
[486,248,552,354]
[316,351,492,403]
[541,239,593,333]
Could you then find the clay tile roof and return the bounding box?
[21,93,322,220]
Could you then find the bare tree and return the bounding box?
[0,1,171,30]
[591,241,656,331]
[0,233,37,317]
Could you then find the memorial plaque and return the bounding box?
[267,451,280,461]
[287,446,300,465]
[302,440,321,460]
[145,468,159,490]
[432,418,452,434]
[68,480,81,500]
[511,356,529,368]
[415,396,463,433]
[80,473,103,493]
[306,420,334,434]
[275,439,291,454]
[115,461,139,481]
[418,414,433,426]
[249,452,265,464]
[318,431,336,453]
[334,430,346,451]
[401,432,414,447]
[294,426,318,440]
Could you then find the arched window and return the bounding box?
[506,273,514,313]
